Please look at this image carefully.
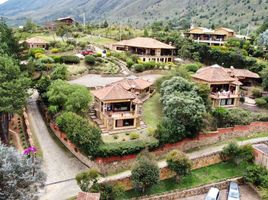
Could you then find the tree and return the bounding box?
[23,18,37,33]
[261,67,268,91]
[0,55,30,144]
[143,28,149,37]
[76,168,99,192]
[46,80,92,114]
[56,112,102,156]
[50,64,68,80]
[0,143,46,200]
[0,19,19,56]
[166,150,191,182]
[102,20,109,28]
[131,150,159,193]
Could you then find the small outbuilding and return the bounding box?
[25,37,49,49]
[253,143,268,170]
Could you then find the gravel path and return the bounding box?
[27,92,87,200]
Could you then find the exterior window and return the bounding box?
[220,98,234,106]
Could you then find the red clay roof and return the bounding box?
[223,67,260,79]
[26,37,48,44]
[115,77,153,90]
[114,37,176,49]
[76,192,100,200]
[92,83,136,101]
[192,64,236,83]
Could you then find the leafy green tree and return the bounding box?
[50,64,68,80]
[76,168,99,192]
[131,150,159,193]
[0,55,30,144]
[0,19,19,56]
[0,143,46,200]
[56,112,102,156]
[166,150,192,182]
[46,80,92,114]
[143,28,149,37]
[261,67,268,91]
[23,18,37,33]
[91,183,125,200]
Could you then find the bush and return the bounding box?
[184,63,202,72]
[129,132,140,140]
[51,55,61,63]
[252,87,263,98]
[126,58,135,68]
[244,164,268,187]
[256,97,268,108]
[56,112,102,156]
[38,56,54,64]
[106,52,111,57]
[51,48,60,53]
[95,53,102,57]
[133,64,144,72]
[29,48,45,57]
[60,55,80,64]
[97,139,159,157]
[50,64,68,80]
[85,55,96,65]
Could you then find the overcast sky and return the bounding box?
[0,0,8,4]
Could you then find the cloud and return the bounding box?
[0,0,8,4]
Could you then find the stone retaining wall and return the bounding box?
[23,110,35,147]
[136,177,244,200]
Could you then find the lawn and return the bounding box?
[142,93,163,129]
[125,161,245,198]
[78,35,116,45]
[102,131,155,143]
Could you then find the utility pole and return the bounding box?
[83,13,86,28]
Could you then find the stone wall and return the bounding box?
[102,151,224,191]
[136,177,244,200]
[96,122,268,175]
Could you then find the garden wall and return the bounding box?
[102,151,224,191]
[96,122,268,174]
[135,177,244,200]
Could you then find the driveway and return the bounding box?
[27,91,87,200]
[181,185,260,200]
[69,74,163,88]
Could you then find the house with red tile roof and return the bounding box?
[91,77,154,132]
[192,64,259,107]
[26,37,49,49]
[112,37,176,63]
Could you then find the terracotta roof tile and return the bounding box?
[77,192,100,200]
[114,77,153,90]
[192,64,236,83]
[92,83,136,101]
[223,68,260,79]
[114,37,175,49]
[26,37,48,44]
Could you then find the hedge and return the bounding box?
[29,48,45,57]
[60,55,80,64]
[85,55,96,65]
[97,139,159,157]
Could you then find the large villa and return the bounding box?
[185,27,250,46]
[91,77,154,132]
[192,64,259,108]
[112,37,176,63]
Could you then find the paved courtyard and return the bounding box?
[181,185,260,200]
[69,74,163,88]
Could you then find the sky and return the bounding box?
[0,0,8,4]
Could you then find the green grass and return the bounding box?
[78,35,116,45]
[125,161,245,198]
[142,93,162,129]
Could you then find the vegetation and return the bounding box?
[131,150,160,193]
[244,164,268,188]
[0,143,46,200]
[46,80,92,114]
[60,55,80,64]
[76,168,99,192]
[126,161,245,198]
[56,112,102,156]
[85,55,96,65]
[166,150,192,182]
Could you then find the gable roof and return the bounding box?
[114,37,176,49]
[216,27,235,33]
[92,84,136,101]
[26,37,48,44]
[223,67,260,79]
[188,27,214,34]
[114,77,153,90]
[76,192,100,200]
[192,64,237,83]
[57,16,74,21]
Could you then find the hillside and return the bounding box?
[0,0,267,33]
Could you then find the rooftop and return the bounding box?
[223,67,260,79]
[114,37,176,49]
[192,64,237,83]
[76,192,100,200]
[188,27,235,35]
[92,83,136,101]
[253,143,268,155]
[26,37,48,44]
[57,16,74,21]
[114,77,153,90]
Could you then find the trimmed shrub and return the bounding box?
[35,53,45,59]
[51,55,61,63]
[256,97,268,108]
[126,58,135,68]
[38,56,54,64]
[184,63,202,72]
[85,55,96,65]
[61,55,80,64]
[29,48,45,57]
[51,48,60,53]
[129,132,140,140]
[252,87,263,98]
[133,64,144,72]
[97,139,159,157]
